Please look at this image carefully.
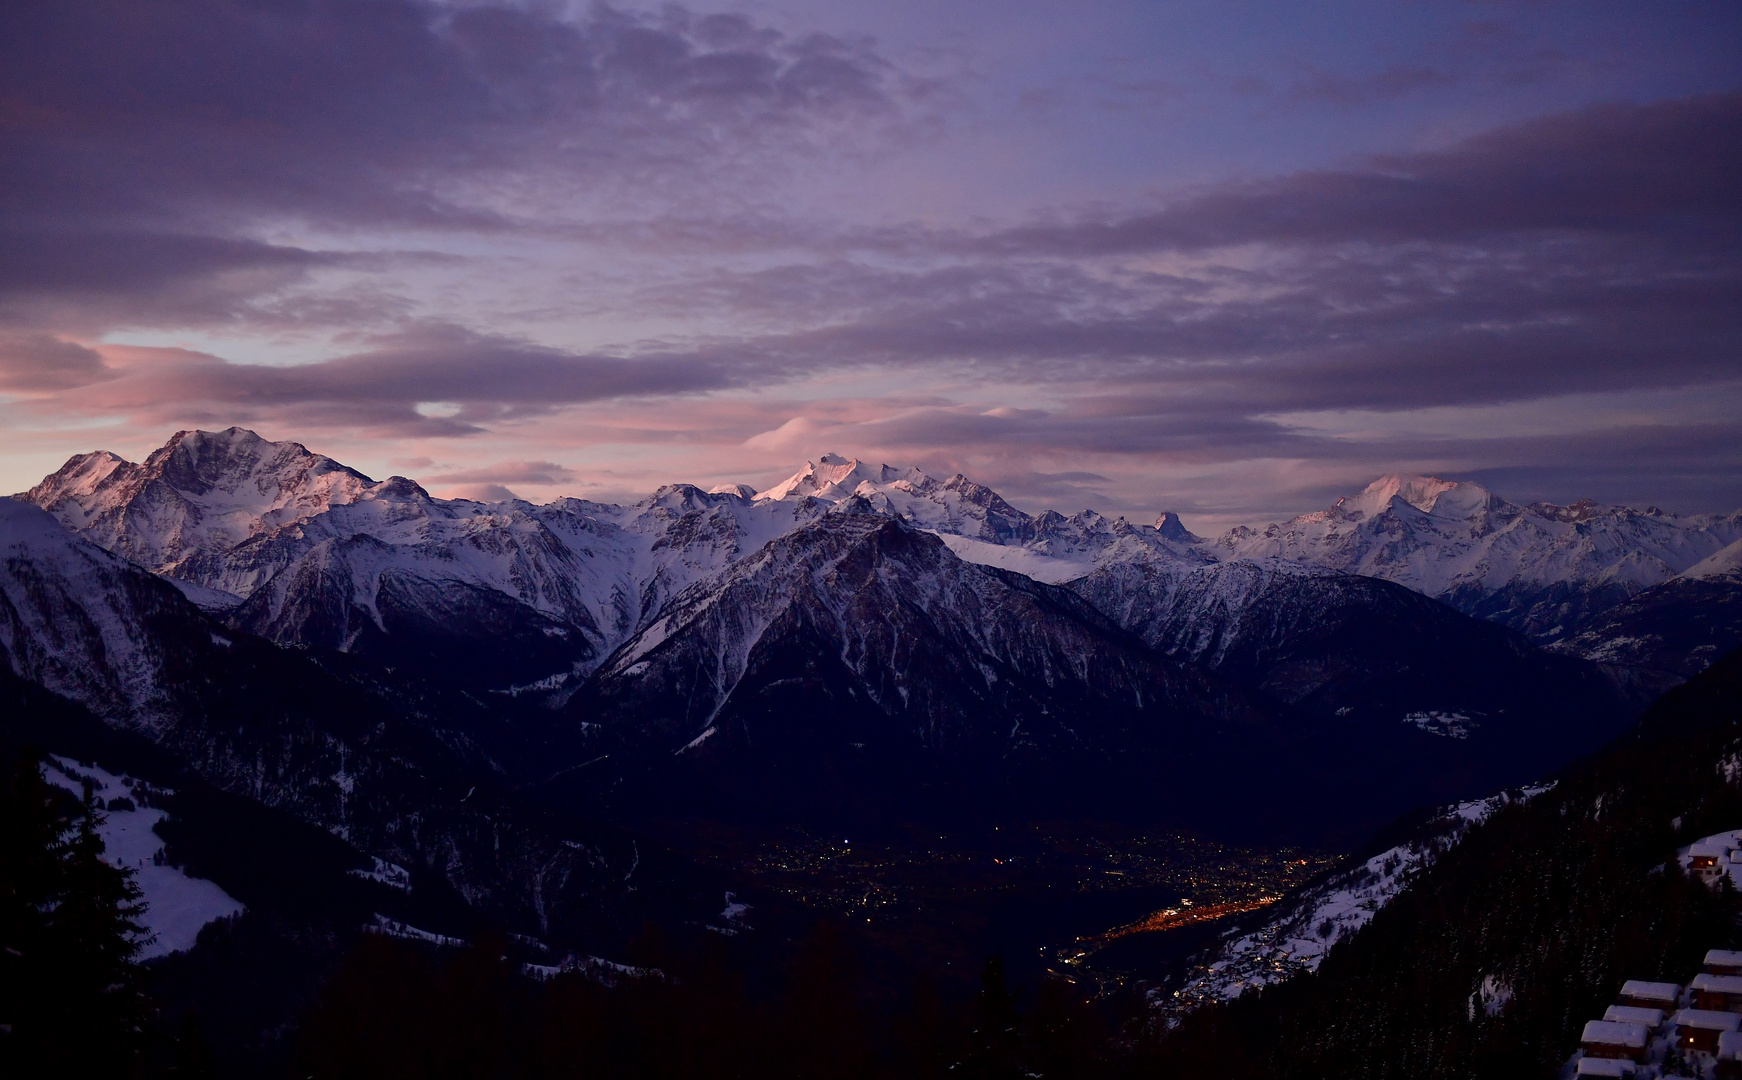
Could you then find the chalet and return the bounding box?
[1574,1058,1636,1077]
[1708,949,1742,976]
[1602,1004,1664,1031]
[1689,842,1728,884]
[1619,980,1682,1011]
[1672,1008,1742,1054]
[1579,1020,1648,1062]
[1691,972,1742,1012]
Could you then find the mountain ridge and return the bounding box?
[21,429,1739,696]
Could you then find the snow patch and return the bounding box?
[348,856,412,892]
[365,914,465,948]
[521,954,662,987]
[1402,710,1480,739]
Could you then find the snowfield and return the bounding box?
[43,756,244,960]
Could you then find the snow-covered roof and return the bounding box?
[1581,1020,1648,1048]
[1602,1005,1663,1027]
[1619,980,1682,1004]
[1707,949,1742,969]
[1672,1008,1742,1032]
[1687,841,1729,858]
[1574,1059,1636,1078]
[1691,973,1742,994]
[1721,1030,1742,1060]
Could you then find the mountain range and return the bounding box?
[24,431,1741,690]
[5,426,1739,962]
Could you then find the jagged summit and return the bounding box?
[753,452,928,502]
[20,427,404,576]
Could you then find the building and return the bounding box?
[1708,950,1742,976]
[1672,1008,1742,1054]
[1580,1020,1648,1062]
[1619,980,1682,1011]
[1602,1004,1665,1031]
[1574,1058,1636,1077]
[1691,973,1742,1012]
[1689,843,1728,884]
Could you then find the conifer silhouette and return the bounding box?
[0,752,150,1076]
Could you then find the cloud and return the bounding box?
[0,1,921,337]
[61,324,764,435]
[0,335,114,392]
[439,482,521,502]
[0,0,1733,527]
[421,460,578,485]
[742,416,847,454]
[978,93,1742,254]
[0,1,907,232]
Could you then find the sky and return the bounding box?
[2,0,1739,530]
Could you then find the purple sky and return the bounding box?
[2,1,1739,528]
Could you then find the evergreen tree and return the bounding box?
[0,752,150,1077]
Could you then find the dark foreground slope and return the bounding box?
[1144,644,1742,1080]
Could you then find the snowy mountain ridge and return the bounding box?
[1211,474,1742,640]
[19,431,1742,689]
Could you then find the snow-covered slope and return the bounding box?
[1160,782,1555,1020]
[762,454,1213,570]
[43,755,244,959]
[1681,538,1742,583]
[0,514,658,946]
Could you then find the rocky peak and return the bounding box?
[1155,511,1198,543]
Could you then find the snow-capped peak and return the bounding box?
[754,453,925,502]
[21,427,395,577]
[1337,474,1470,519]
